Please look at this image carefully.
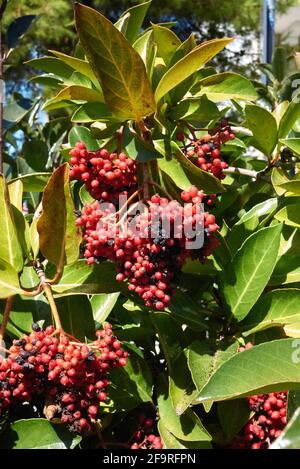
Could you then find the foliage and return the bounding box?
[1,0,300,450]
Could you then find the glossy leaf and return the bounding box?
[220,224,282,322]
[37,164,81,267]
[152,24,181,65]
[195,72,258,102]
[241,289,300,335]
[9,173,50,192]
[46,86,104,106]
[168,95,220,122]
[155,38,232,103]
[275,204,300,227]
[1,419,81,449]
[133,30,156,76]
[49,50,97,83]
[50,260,122,295]
[0,175,23,272]
[55,295,95,341]
[115,1,151,44]
[109,349,152,411]
[0,259,22,298]
[272,168,300,196]
[280,138,300,158]
[22,139,49,172]
[187,340,237,398]
[278,98,300,139]
[157,375,211,442]
[158,421,211,449]
[197,339,300,403]
[68,126,100,151]
[245,104,278,156]
[26,56,74,79]
[71,102,114,123]
[7,15,36,49]
[218,399,251,442]
[90,293,120,323]
[75,3,156,120]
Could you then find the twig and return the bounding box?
[224,166,271,182]
[0,296,14,341]
[116,125,124,154]
[34,262,63,332]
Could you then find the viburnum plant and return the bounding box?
[1,1,300,450]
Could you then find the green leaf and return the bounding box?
[278,97,300,139]
[245,104,278,156]
[152,313,196,414]
[154,139,225,194]
[4,99,33,129]
[220,224,282,321]
[1,419,81,449]
[71,103,114,123]
[49,50,97,83]
[270,407,300,449]
[8,179,23,212]
[109,349,152,411]
[287,390,300,420]
[197,339,300,403]
[55,295,95,341]
[46,86,104,105]
[22,139,49,172]
[37,164,81,267]
[154,38,232,103]
[91,293,120,323]
[195,72,258,102]
[68,126,100,151]
[50,260,122,295]
[26,56,74,78]
[152,24,181,65]
[7,15,36,49]
[169,292,208,332]
[9,173,51,192]
[275,204,300,227]
[5,292,50,334]
[187,340,237,398]
[280,138,300,158]
[218,399,251,442]
[272,168,300,196]
[0,175,23,272]
[115,1,151,44]
[241,289,300,335]
[158,421,211,449]
[168,95,220,122]
[133,30,156,76]
[157,375,211,442]
[75,3,156,121]
[272,47,287,82]
[0,259,22,298]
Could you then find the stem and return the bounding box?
[137,120,151,199]
[224,166,271,182]
[0,296,14,341]
[143,163,150,199]
[42,284,63,332]
[231,126,253,137]
[0,3,6,173]
[34,262,63,332]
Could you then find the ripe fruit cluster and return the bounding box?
[130,415,163,449]
[232,392,287,449]
[179,119,235,180]
[0,323,128,434]
[231,343,287,449]
[76,186,219,310]
[69,142,137,202]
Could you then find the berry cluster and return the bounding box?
[69,142,137,202]
[0,323,128,434]
[76,186,219,310]
[130,415,163,449]
[179,119,235,180]
[231,343,287,449]
[232,392,287,449]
